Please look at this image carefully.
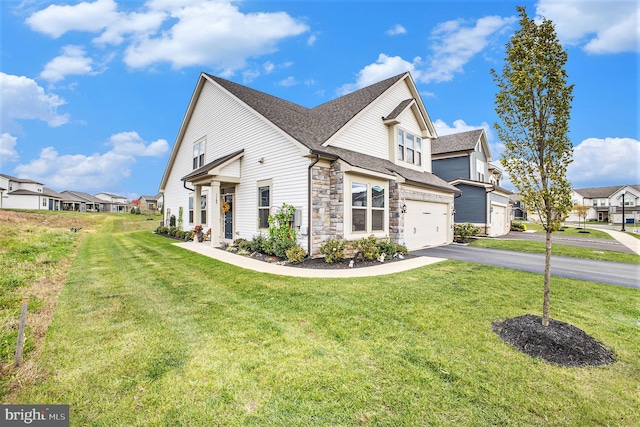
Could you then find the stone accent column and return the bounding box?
[210,181,221,247]
[388,181,403,245]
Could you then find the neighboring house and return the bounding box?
[95,192,130,213]
[569,185,640,224]
[510,194,528,220]
[431,129,511,236]
[60,190,103,212]
[159,72,460,256]
[137,194,161,211]
[0,174,62,210]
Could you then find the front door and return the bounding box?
[223,194,233,240]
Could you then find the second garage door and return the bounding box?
[403,200,449,250]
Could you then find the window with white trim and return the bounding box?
[397,129,422,166]
[350,180,387,234]
[200,195,207,224]
[189,196,194,223]
[257,181,271,229]
[193,140,205,169]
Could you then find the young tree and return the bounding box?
[491,6,574,327]
[574,204,590,230]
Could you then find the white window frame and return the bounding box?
[345,175,388,239]
[397,128,422,167]
[257,179,272,230]
[193,139,205,170]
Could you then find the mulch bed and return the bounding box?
[492,314,615,367]
[244,251,417,269]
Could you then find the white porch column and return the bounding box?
[210,180,221,247]
[194,185,202,227]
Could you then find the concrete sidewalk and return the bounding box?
[175,241,445,278]
[595,228,640,255]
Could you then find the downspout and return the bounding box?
[308,153,321,257]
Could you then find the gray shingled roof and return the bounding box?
[312,146,460,193]
[182,149,244,181]
[574,185,640,198]
[0,173,43,185]
[43,187,62,198]
[61,190,103,203]
[204,73,457,193]
[206,73,406,148]
[431,129,483,155]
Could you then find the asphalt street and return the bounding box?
[414,244,640,289]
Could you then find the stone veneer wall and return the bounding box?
[388,181,403,244]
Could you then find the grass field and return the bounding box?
[470,238,640,264]
[2,211,639,426]
[521,222,613,239]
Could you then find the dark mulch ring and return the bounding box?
[240,251,417,269]
[492,314,615,368]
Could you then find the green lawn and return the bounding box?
[470,238,640,264]
[4,220,638,426]
[522,222,613,239]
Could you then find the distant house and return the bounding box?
[569,185,640,224]
[0,174,62,210]
[60,190,103,212]
[137,194,161,212]
[510,194,527,220]
[431,129,512,236]
[95,192,130,213]
[159,72,459,255]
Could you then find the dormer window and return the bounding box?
[397,129,422,166]
[193,140,205,169]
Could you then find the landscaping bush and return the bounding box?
[234,238,252,252]
[155,226,169,235]
[454,223,480,242]
[353,235,380,261]
[511,220,527,231]
[169,215,176,228]
[249,234,267,253]
[285,245,307,264]
[319,238,347,263]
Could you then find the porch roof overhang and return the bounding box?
[181,149,244,185]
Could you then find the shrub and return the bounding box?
[511,220,527,231]
[175,230,183,239]
[168,227,177,236]
[130,207,136,214]
[234,238,252,252]
[169,215,176,227]
[183,232,193,241]
[266,203,298,258]
[155,226,169,235]
[285,245,307,264]
[376,237,397,257]
[249,234,267,253]
[353,235,380,261]
[320,238,347,263]
[454,223,480,242]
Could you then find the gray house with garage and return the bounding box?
[431,129,511,236]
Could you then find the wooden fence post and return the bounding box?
[14,297,29,367]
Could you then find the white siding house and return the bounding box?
[568,185,640,225]
[0,174,62,210]
[159,72,459,256]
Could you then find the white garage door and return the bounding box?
[404,200,449,250]
[490,204,507,236]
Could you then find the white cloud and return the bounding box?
[420,15,516,83]
[386,24,407,36]
[123,1,308,71]
[12,132,169,192]
[536,0,640,54]
[92,10,166,46]
[0,133,20,164]
[107,131,169,157]
[339,15,514,93]
[338,54,419,94]
[0,73,69,131]
[307,34,318,46]
[40,45,96,82]
[263,62,275,74]
[277,76,298,87]
[568,137,640,187]
[25,0,119,38]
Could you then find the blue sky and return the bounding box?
[1,0,638,200]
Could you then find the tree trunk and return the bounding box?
[542,229,552,326]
